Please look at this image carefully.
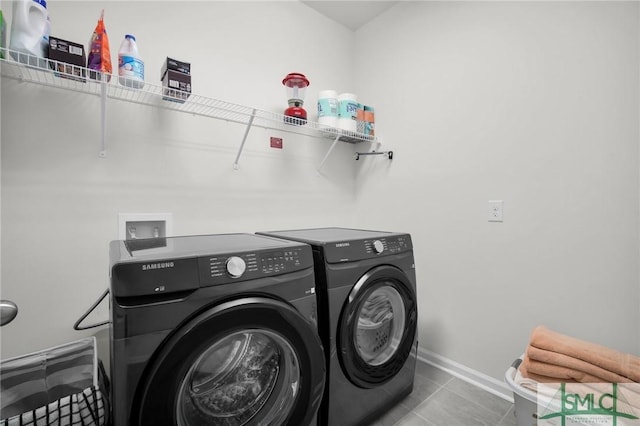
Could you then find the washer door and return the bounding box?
[133,297,325,426]
[338,265,417,388]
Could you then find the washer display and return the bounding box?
[257,228,418,426]
[109,233,325,426]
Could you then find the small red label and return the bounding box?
[270,137,283,149]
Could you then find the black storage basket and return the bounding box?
[1,337,110,426]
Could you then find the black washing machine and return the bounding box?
[257,228,418,426]
[109,233,325,426]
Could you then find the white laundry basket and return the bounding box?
[505,357,576,426]
[0,337,109,426]
[505,357,539,426]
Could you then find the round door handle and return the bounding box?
[0,300,18,326]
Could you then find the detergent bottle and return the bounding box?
[9,0,49,66]
[118,34,144,89]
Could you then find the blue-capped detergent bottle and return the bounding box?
[9,0,49,66]
[118,34,144,89]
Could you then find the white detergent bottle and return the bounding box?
[9,0,48,66]
[41,13,50,57]
[118,34,144,89]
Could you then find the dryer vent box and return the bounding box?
[118,213,173,240]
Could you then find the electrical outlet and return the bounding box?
[488,200,503,222]
[118,213,173,240]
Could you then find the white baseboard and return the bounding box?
[417,347,515,403]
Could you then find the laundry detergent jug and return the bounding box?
[9,0,49,66]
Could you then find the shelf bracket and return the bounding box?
[317,133,342,172]
[99,79,108,158]
[233,108,256,170]
[354,150,393,161]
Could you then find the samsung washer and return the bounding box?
[257,228,418,426]
[109,233,325,426]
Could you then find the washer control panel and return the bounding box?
[199,247,307,286]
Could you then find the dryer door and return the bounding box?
[338,265,417,388]
[133,297,325,426]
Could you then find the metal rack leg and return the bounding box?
[99,80,107,158]
[233,109,257,170]
[317,134,342,171]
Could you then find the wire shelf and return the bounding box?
[0,47,377,145]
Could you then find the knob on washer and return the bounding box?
[226,256,246,278]
[372,240,384,254]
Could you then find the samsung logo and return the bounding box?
[335,242,350,248]
[142,262,174,271]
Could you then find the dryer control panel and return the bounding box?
[198,246,309,286]
[364,236,411,255]
[326,234,413,263]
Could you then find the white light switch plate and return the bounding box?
[488,200,503,222]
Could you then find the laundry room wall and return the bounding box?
[353,1,640,391]
[0,1,361,361]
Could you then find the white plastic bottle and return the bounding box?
[42,14,50,57]
[9,0,49,66]
[118,34,144,89]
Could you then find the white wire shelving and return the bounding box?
[0,48,383,170]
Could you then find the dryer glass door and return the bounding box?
[134,297,325,426]
[339,265,417,388]
[354,285,406,366]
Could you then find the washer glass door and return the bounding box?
[134,298,325,426]
[176,329,299,426]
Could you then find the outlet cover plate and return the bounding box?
[488,200,504,222]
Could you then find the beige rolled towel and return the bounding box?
[522,355,606,383]
[526,345,634,383]
[519,358,577,383]
[529,326,640,382]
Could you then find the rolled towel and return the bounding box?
[522,355,606,383]
[529,326,640,382]
[527,346,634,383]
[519,359,577,383]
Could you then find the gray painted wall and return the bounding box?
[0,1,360,363]
[354,1,640,381]
[1,1,639,387]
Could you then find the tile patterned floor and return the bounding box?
[369,360,517,426]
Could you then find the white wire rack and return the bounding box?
[0,48,380,169]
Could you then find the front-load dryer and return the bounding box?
[109,233,325,426]
[257,228,418,426]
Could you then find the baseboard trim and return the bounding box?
[417,347,514,403]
